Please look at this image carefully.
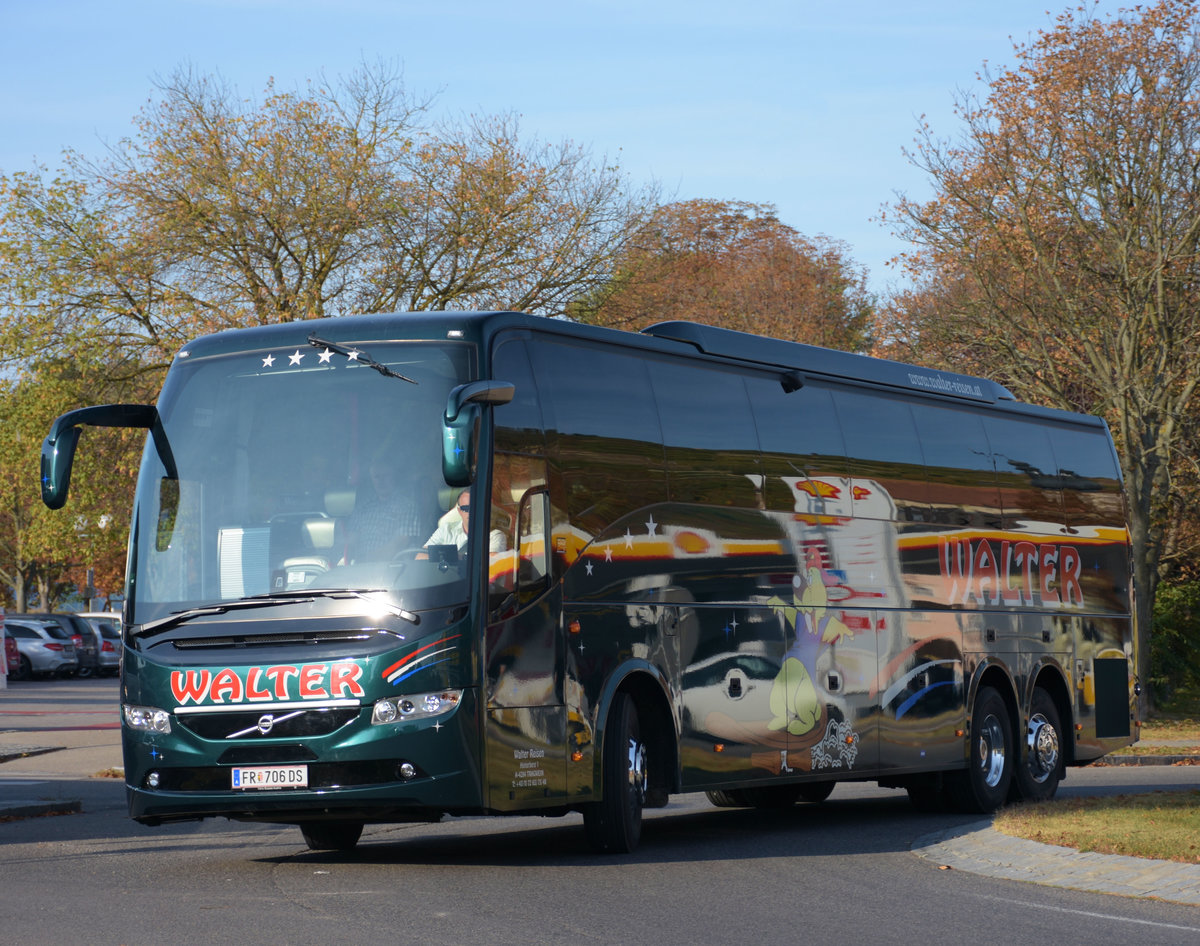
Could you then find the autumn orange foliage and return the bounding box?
[577,199,874,352]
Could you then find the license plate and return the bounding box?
[231,764,308,790]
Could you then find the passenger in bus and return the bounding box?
[423,489,507,554]
[346,450,421,561]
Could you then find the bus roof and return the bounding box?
[641,320,1016,406]
[175,310,1102,426]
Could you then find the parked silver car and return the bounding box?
[4,617,79,679]
[25,612,96,676]
[79,612,122,675]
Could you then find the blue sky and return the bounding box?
[1,1,1124,297]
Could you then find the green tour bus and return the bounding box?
[41,311,1138,853]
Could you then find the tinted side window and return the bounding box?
[912,402,1002,529]
[529,338,667,538]
[491,336,545,456]
[985,416,1067,534]
[1048,424,1125,531]
[651,358,760,506]
[833,389,930,522]
[746,377,850,514]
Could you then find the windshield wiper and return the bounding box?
[246,589,420,625]
[307,333,418,384]
[133,589,419,638]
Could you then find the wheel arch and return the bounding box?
[593,660,680,800]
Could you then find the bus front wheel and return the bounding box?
[583,692,646,854]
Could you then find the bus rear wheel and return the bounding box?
[1012,688,1063,803]
[705,789,748,807]
[946,685,1013,813]
[300,820,363,852]
[583,692,646,853]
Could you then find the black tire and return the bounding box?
[300,820,363,852]
[797,781,835,804]
[1011,688,1063,803]
[583,692,646,853]
[705,789,749,808]
[76,666,94,679]
[14,655,32,681]
[945,685,1013,813]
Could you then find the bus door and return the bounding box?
[484,474,566,809]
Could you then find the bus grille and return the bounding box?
[176,707,360,740]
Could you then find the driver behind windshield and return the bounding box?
[423,489,507,554]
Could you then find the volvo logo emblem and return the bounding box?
[224,708,304,739]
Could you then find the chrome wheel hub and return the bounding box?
[1025,713,1060,784]
[977,714,1007,788]
[627,736,647,805]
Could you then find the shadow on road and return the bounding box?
[271,792,974,868]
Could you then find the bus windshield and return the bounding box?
[128,339,476,627]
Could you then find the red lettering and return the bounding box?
[1059,545,1083,607]
[170,669,211,705]
[999,541,1022,604]
[263,665,299,699]
[1039,545,1060,605]
[940,537,969,604]
[936,536,1086,612]
[299,664,329,698]
[971,540,999,605]
[210,668,243,703]
[246,667,272,701]
[1013,541,1037,605]
[328,662,364,698]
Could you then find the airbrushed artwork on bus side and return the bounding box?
[766,545,862,773]
[656,468,1126,781]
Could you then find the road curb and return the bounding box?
[0,798,82,820]
[0,746,65,765]
[0,746,82,820]
[913,820,1200,906]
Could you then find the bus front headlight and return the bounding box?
[372,689,462,725]
[123,704,172,734]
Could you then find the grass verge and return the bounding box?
[1107,716,1200,755]
[994,791,1200,864]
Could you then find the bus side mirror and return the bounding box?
[442,381,515,487]
[41,423,85,510]
[442,403,481,487]
[41,404,164,509]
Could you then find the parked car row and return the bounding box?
[3,611,121,681]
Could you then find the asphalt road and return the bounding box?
[2,677,1199,946]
